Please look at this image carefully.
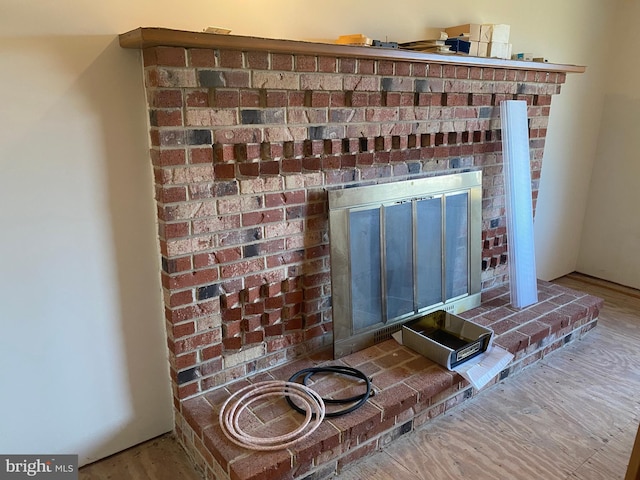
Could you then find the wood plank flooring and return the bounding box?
[79,273,640,480]
[78,434,203,480]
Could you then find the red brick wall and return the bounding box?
[142,45,565,402]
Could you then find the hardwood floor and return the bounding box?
[79,273,640,479]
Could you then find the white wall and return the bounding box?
[0,2,174,466]
[577,0,640,289]
[0,0,618,465]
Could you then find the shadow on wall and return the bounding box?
[577,94,640,289]
[0,34,172,465]
[76,35,174,464]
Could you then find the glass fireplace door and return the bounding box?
[329,171,482,358]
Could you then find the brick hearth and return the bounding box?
[176,280,602,480]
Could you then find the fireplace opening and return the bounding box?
[329,171,483,358]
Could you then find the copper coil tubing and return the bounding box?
[219,380,325,451]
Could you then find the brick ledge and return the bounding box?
[176,279,603,480]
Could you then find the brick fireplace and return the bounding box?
[120,28,601,480]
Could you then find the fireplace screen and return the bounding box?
[329,171,482,358]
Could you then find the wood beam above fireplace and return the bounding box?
[119,27,586,75]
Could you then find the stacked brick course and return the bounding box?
[141,42,567,404]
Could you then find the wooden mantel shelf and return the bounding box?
[119,27,586,74]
